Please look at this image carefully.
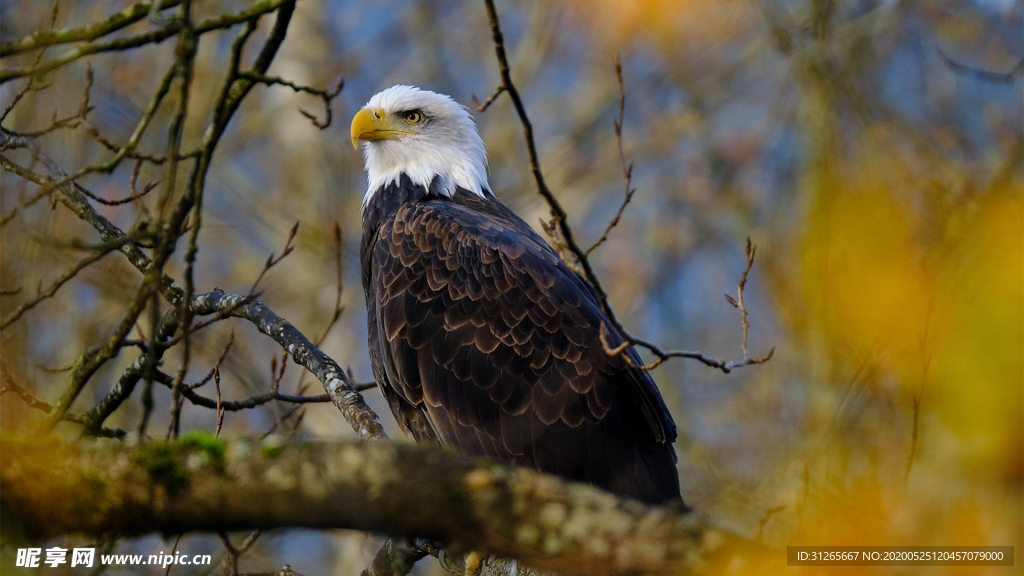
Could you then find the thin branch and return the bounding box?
[939,50,1024,84]
[2,62,95,139]
[723,238,771,363]
[215,366,225,438]
[315,222,345,346]
[480,0,773,374]
[150,368,332,411]
[247,221,300,296]
[163,534,182,576]
[470,85,506,112]
[82,63,179,173]
[756,505,785,542]
[0,234,135,331]
[587,54,635,255]
[217,531,241,576]
[163,0,198,440]
[1,370,54,413]
[237,72,344,129]
[78,356,148,433]
[158,293,260,348]
[189,332,234,391]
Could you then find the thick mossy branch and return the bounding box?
[1,437,724,575]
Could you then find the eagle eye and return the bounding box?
[402,110,425,125]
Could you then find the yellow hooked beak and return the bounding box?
[350,108,414,149]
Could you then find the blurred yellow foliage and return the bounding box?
[800,152,1022,468]
[930,188,1023,480]
[567,0,756,49]
[783,129,1022,573]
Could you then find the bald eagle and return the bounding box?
[353,85,681,505]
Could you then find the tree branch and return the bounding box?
[0,0,183,57]
[1,437,730,576]
[0,0,292,84]
[189,291,385,440]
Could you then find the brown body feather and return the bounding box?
[361,175,681,504]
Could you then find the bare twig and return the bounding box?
[756,506,785,542]
[215,367,225,438]
[2,63,95,139]
[157,369,332,412]
[161,0,198,441]
[217,531,241,576]
[189,332,235,391]
[238,72,344,129]
[723,238,773,364]
[84,160,160,206]
[470,85,506,112]
[939,50,1024,83]
[164,534,182,576]
[248,221,300,296]
[480,0,772,373]
[587,54,635,255]
[0,138,185,305]
[0,235,136,331]
[218,529,263,575]
[906,298,934,484]
[1,370,54,413]
[81,63,180,173]
[37,359,81,373]
[271,353,288,391]
[315,222,345,347]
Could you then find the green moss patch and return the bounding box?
[133,431,228,491]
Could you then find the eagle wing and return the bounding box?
[366,193,680,503]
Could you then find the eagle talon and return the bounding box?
[464,551,483,576]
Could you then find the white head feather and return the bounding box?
[357,85,489,208]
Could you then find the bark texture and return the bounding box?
[0,436,720,575]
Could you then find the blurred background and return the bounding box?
[1,0,1021,574]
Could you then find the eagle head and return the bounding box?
[352,85,488,206]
